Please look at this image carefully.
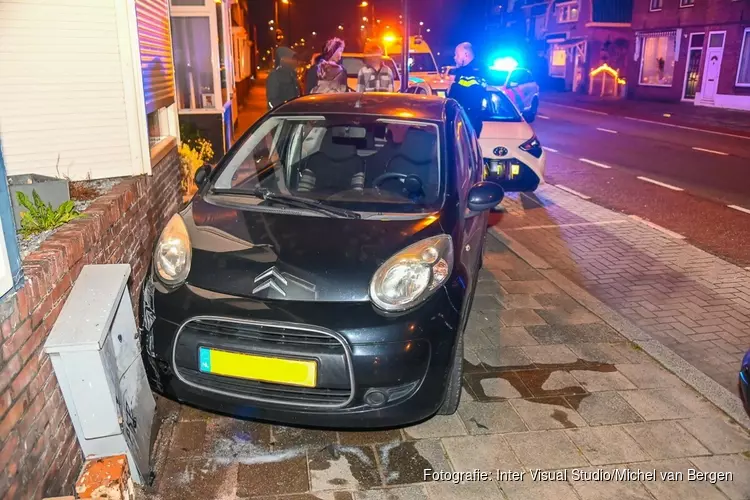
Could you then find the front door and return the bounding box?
[700,31,725,103]
[682,33,705,100]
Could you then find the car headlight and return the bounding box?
[154,214,192,285]
[370,235,454,312]
[519,135,543,159]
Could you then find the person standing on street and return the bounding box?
[266,46,301,109]
[304,52,324,94]
[311,38,348,94]
[356,42,394,93]
[447,42,488,136]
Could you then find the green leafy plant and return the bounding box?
[179,138,214,197]
[16,190,81,236]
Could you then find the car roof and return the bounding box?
[272,93,448,121]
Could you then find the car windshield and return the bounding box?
[486,70,510,86]
[341,56,400,80]
[213,115,442,214]
[482,91,523,123]
[407,53,438,73]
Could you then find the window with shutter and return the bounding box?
[136,0,176,114]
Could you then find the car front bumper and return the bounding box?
[140,276,466,429]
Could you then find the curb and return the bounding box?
[489,225,750,431]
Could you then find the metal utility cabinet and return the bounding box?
[44,264,155,484]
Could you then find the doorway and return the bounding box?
[700,31,725,103]
[682,32,704,100]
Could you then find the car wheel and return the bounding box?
[437,263,479,415]
[525,97,539,123]
[437,328,464,415]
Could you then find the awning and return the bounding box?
[555,37,587,48]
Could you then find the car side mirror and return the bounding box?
[194,164,212,187]
[508,81,519,88]
[468,181,504,212]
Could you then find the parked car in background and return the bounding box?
[308,52,402,92]
[487,59,540,122]
[140,93,505,428]
[405,80,545,193]
[741,349,750,416]
[479,88,546,192]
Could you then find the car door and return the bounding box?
[454,109,486,282]
[519,70,537,108]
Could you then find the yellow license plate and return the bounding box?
[198,347,317,387]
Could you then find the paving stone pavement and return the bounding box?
[141,233,750,500]
[494,186,750,392]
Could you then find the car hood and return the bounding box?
[479,121,534,141]
[181,197,446,302]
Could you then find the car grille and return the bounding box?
[173,316,355,409]
[183,370,351,406]
[184,317,344,351]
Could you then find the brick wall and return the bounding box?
[0,141,181,500]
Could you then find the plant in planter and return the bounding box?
[179,137,214,198]
[16,190,81,237]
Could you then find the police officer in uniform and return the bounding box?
[447,42,488,137]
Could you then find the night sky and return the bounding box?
[248,0,491,66]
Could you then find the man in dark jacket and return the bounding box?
[266,46,300,109]
[305,53,324,94]
[447,42,488,136]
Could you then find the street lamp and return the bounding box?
[338,25,343,30]
[312,31,317,36]
[360,1,368,6]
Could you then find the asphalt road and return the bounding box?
[532,102,750,268]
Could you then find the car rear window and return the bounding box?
[482,91,523,123]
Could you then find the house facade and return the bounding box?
[630,0,750,110]
[543,0,634,92]
[0,0,181,498]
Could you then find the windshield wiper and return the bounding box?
[210,187,361,219]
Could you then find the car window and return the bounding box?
[460,110,483,181]
[383,58,400,80]
[407,53,438,73]
[481,91,523,123]
[341,57,365,78]
[523,70,534,84]
[214,115,443,214]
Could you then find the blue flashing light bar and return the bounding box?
[490,56,518,72]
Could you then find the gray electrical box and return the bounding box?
[44,264,155,485]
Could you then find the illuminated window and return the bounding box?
[649,0,663,11]
[639,35,676,86]
[737,29,750,86]
[549,48,566,77]
[556,2,579,23]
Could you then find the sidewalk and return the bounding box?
[495,185,750,393]
[138,192,750,499]
[233,72,268,143]
[542,92,750,138]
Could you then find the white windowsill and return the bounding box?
[639,82,674,87]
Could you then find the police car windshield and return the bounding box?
[482,91,523,123]
[408,53,437,73]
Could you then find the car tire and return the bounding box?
[437,328,464,415]
[525,97,539,123]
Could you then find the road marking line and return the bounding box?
[542,146,558,153]
[629,215,686,239]
[623,116,750,140]
[728,204,750,215]
[545,102,609,115]
[636,176,684,191]
[596,127,618,134]
[692,146,729,156]
[537,114,550,119]
[555,184,591,200]
[579,158,612,169]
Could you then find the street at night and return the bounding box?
[533,99,750,267]
[2,0,750,499]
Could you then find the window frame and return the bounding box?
[638,34,677,88]
[649,0,663,12]
[556,2,579,24]
[679,0,695,7]
[170,2,225,114]
[736,28,750,88]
